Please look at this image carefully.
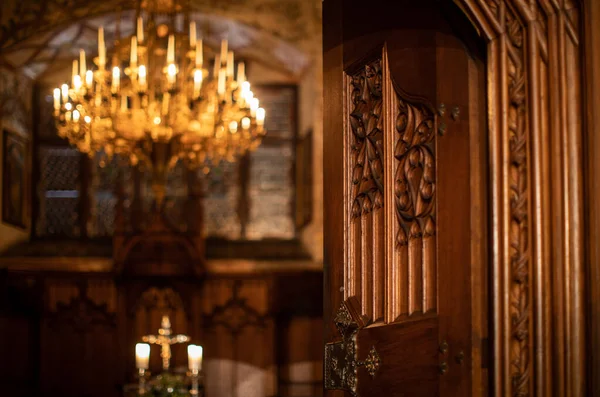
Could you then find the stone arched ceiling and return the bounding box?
[0,0,320,82]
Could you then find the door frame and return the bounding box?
[324,0,591,396]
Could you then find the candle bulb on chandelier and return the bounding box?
[220,39,228,65]
[229,120,238,134]
[131,37,138,67]
[217,69,226,95]
[53,88,61,110]
[250,97,259,117]
[136,343,150,370]
[195,39,203,68]
[241,117,250,130]
[72,60,78,85]
[256,107,265,126]
[167,63,177,86]
[213,54,220,79]
[139,65,147,90]
[86,70,93,88]
[167,34,175,64]
[112,66,120,93]
[79,50,86,78]
[237,62,245,84]
[226,51,234,78]
[137,17,144,44]
[193,69,202,98]
[61,84,69,103]
[189,22,197,48]
[73,75,82,92]
[98,27,106,69]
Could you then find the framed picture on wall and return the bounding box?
[2,129,28,228]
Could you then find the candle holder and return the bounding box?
[138,368,147,395]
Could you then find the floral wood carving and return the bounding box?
[506,8,531,397]
[50,295,116,333]
[394,91,436,314]
[203,281,267,336]
[349,59,384,218]
[394,99,435,242]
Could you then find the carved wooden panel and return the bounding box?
[344,51,438,325]
[345,57,385,323]
[390,85,436,320]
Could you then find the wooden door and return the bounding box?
[323,1,488,396]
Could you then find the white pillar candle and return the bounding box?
[187,345,203,372]
[217,69,225,95]
[229,120,238,133]
[136,343,150,370]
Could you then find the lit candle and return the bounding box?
[85,70,93,88]
[138,65,147,90]
[137,17,144,44]
[167,34,175,64]
[256,107,265,126]
[98,27,106,69]
[61,84,69,103]
[237,62,245,84]
[72,109,80,122]
[130,37,138,67]
[220,39,228,64]
[79,49,86,77]
[72,60,78,85]
[189,22,197,48]
[112,66,120,93]
[226,51,234,78]
[187,345,203,372]
[195,39,203,68]
[241,117,250,130]
[193,69,202,98]
[136,343,150,370]
[53,88,60,110]
[250,97,259,117]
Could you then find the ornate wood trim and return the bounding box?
[454,1,585,396]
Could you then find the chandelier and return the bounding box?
[52,1,266,202]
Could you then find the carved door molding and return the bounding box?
[450,1,585,396]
